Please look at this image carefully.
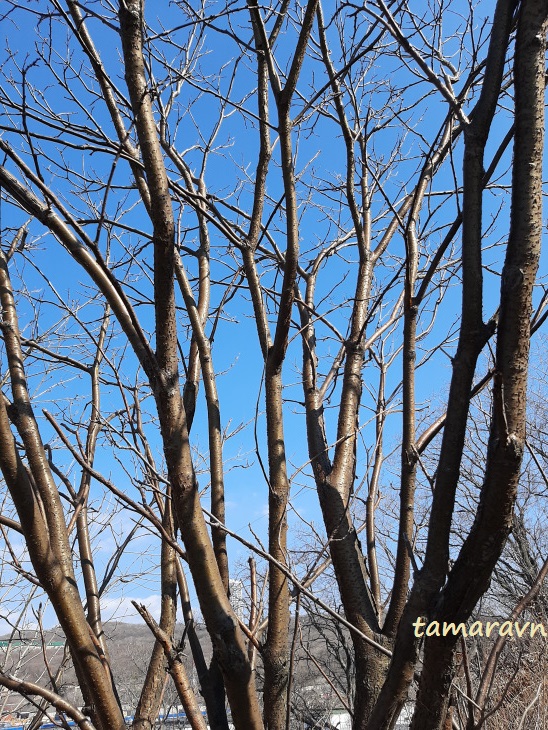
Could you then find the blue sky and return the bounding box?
[0,0,547,636]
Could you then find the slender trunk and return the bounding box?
[176,561,230,730]
[118,4,262,726]
[412,2,546,724]
[0,257,125,730]
[263,367,291,729]
[134,493,177,730]
[367,3,517,725]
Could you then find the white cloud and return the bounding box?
[100,594,163,623]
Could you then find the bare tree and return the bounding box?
[0,1,546,729]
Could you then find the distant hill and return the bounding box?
[0,616,350,723]
[0,622,212,715]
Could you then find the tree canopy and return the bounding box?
[0,1,547,729]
